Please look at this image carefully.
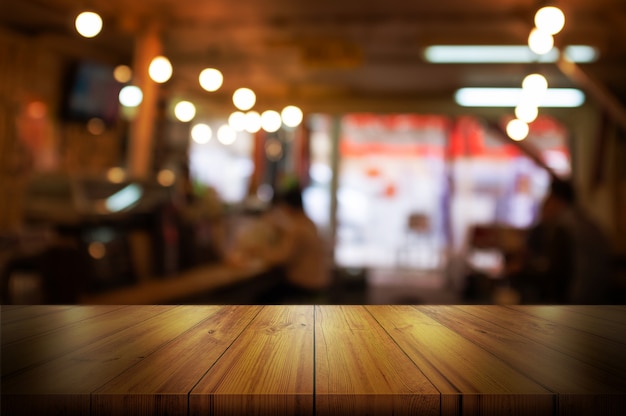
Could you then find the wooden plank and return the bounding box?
[0,305,73,325]
[507,305,626,344]
[557,305,626,324]
[316,305,440,416]
[420,306,626,416]
[92,305,261,416]
[190,305,314,415]
[1,305,126,344]
[368,305,554,416]
[1,306,216,416]
[458,305,626,380]
[1,305,168,376]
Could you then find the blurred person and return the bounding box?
[257,184,332,304]
[510,178,612,304]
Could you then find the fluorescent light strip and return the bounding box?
[455,88,585,107]
[424,45,597,63]
[105,184,143,212]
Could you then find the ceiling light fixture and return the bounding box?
[228,111,246,132]
[118,85,143,107]
[281,105,304,127]
[233,88,256,111]
[455,88,585,107]
[423,45,597,63]
[534,6,565,35]
[217,125,237,145]
[199,68,223,92]
[149,56,173,83]
[191,123,212,144]
[261,110,282,132]
[75,11,102,38]
[174,101,196,122]
[506,119,530,141]
[244,111,261,133]
[528,28,554,55]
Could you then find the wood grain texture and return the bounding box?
[92,305,262,416]
[368,305,554,416]
[1,306,215,415]
[1,305,73,325]
[190,305,314,416]
[316,305,440,416]
[1,304,125,344]
[420,305,626,416]
[1,305,167,376]
[1,305,624,416]
[457,305,626,381]
[508,305,626,344]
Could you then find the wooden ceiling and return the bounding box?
[2,0,626,115]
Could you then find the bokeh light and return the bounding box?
[113,65,132,83]
[228,111,246,131]
[514,103,539,123]
[149,56,173,83]
[522,73,548,95]
[191,123,212,144]
[87,118,106,135]
[119,85,143,107]
[199,68,224,92]
[157,169,176,187]
[106,167,126,183]
[528,28,554,55]
[174,101,196,122]
[75,11,102,38]
[506,119,530,141]
[217,125,237,145]
[281,105,303,127]
[233,88,256,111]
[244,111,261,133]
[261,110,282,132]
[534,6,565,35]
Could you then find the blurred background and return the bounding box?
[1,0,625,305]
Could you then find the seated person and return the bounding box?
[258,185,332,304]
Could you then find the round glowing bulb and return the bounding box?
[244,111,261,133]
[75,11,103,38]
[107,167,126,183]
[119,85,143,107]
[149,56,173,83]
[157,169,176,187]
[528,28,554,55]
[174,101,196,122]
[191,123,212,144]
[199,68,223,92]
[534,6,565,35]
[228,111,246,131]
[233,88,256,111]
[217,125,237,145]
[522,73,548,94]
[515,104,539,123]
[506,119,530,141]
[281,105,303,127]
[261,110,282,132]
[113,65,132,83]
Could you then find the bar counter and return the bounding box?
[1,305,625,415]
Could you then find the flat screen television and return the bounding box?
[61,60,122,125]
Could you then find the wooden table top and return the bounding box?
[1,305,625,415]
